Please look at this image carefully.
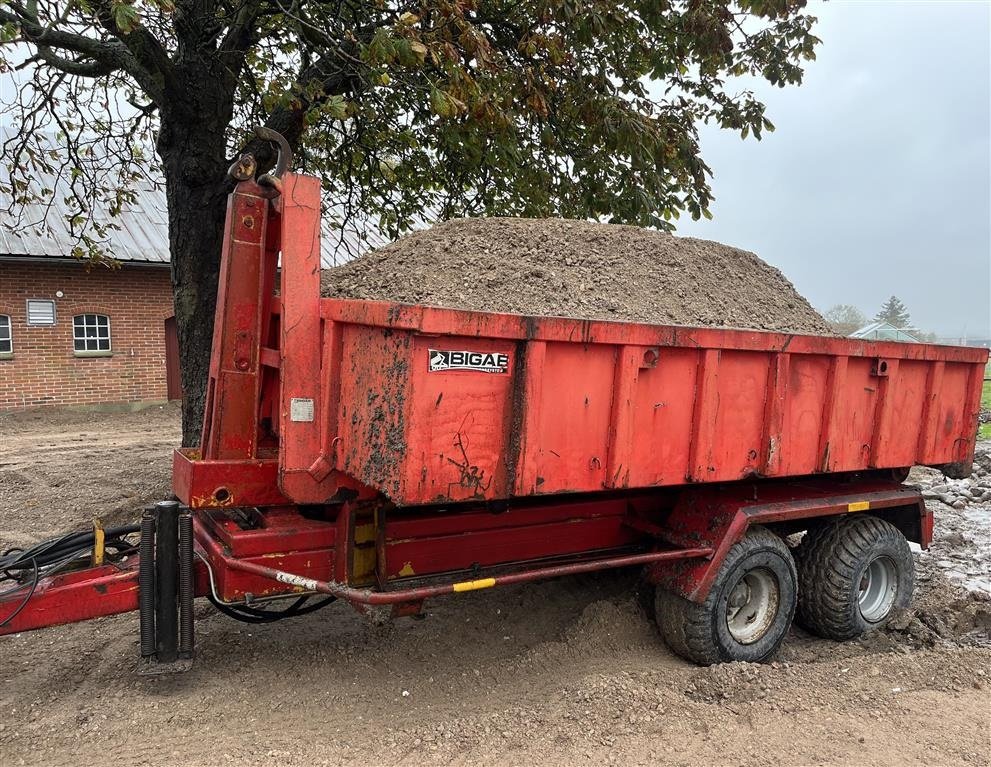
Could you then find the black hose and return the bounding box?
[207,592,337,624]
[0,523,142,629]
[0,559,39,628]
[0,524,140,574]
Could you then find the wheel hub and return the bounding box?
[858,555,898,623]
[725,567,780,645]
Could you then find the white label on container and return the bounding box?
[429,349,510,374]
[290,397,314,422]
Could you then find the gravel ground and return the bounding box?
[1,408,989,767]
[321,218,832,335]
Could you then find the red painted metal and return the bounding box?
[173,447,289,508]
[312,302,986,505]
[173,170,987,512]
[0,553,214,638]
[195,517,336,602]
[4,165,986,640]
[647,478,928,601]
[214,543,714,606]
[0,561,142,635]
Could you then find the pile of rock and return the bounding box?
[917,446,991,509]
[322,217,832,334]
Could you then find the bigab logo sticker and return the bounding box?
[429,349,510,374]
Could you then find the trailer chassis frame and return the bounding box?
[0,476,928,643]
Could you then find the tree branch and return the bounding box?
[218,0,267,53]
[88,0,176,94]
[230,49,365,168]
[31,47,119,77]
[0,5,165,102]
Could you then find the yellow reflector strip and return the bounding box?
[91,519,105,567]
[452,577,496,593]
[847,501,870,512]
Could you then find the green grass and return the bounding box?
[980,378,991,440]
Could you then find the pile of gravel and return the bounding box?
[321,218,830,334]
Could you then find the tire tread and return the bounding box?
[796,515,913,640]
[656,527,795,665]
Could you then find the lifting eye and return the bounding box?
[213,487,232,504]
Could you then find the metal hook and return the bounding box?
[227,153,257,182]
[225,126,293,196]
[255,127,291,195]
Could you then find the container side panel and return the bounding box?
[708,350,770,480]
[930,362,972,459]
[512,340,547,497]
[830,356,877,471]
[534,342,615,493]
[780,354,830,476]
[405,335,516,502]
[628,348,698,485]
[336,325,412,500]
[879,359,928,467]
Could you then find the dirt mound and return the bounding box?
[321,218,830,334]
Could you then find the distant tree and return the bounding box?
[823,304,867,336]
[874,296,911,328]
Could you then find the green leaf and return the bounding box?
[111,1,140,34]
[324,95,349,120]
[409,41,428,64]
[430,87,452,118]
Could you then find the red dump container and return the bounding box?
[275,298,987,506]
[180,173,988,511]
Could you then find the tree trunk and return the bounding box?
[157,115,231,447]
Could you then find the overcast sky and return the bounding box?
[669,0,991,340]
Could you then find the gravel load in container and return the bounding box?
[321,217,831,335]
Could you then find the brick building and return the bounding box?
[0,164,183,411]
[0,259,177,410]
[0,162,392,411]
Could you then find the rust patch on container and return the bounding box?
[446,428,492,498]
[341,329,410,500]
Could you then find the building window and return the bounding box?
[0,315,11,356]
[26,299,56,326]
[72,314,112,354]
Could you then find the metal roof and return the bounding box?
[849,321,921,342]
[0,132,407,268]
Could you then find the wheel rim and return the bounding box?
[725,567,780,645]
[858,556,898,622]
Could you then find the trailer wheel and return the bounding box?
[795,515,914,640]
[655,527,797,665]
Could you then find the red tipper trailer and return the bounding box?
[1,131,987,668]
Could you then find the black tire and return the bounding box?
[655,527,797,665]
[795,514,914,641]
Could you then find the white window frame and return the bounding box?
[72,313,112,355]
[26,299,56,326]
[0,314,11,356]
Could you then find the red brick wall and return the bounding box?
[0,260,175,410]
